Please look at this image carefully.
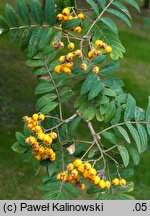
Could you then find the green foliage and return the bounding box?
[1,0,150,201]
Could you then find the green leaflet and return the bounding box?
[103,88,116,97]
[107,8,131,27]
[0,15,9,30]
[17,0,31,25]
[100,17,118,33]
[100,61,120,76]
[5,4,19,27]
[16,132,26,146]
[45,0,56,26]
[35,82,54,95]
[32,67,48,76]
[81,74,97,95]
[136,123,148,153]
[11,142,27,154]
[112,1,131,19]
[40,101,58,114]
[26,59,44,67]
[134,106,145,121]
[124,94,136,121]
[126,144,140,165]
[116,181,134,193]
[146,96,150,135]
[21,28,32,51]
[88,79,103,100]
[86,0,99,16]
[101,131,117,144]
[83,104,96,120]
[104,100,116,122]
[97,0,106,10]
[62,18,81,30]
[117,145,129,167]
[64,183,79,198]
[69,118,81,139]
[30,0,43,25]
[39,28,53,50]
[124,0,140,12]
[117,126,131,143]
[36,93,57,110]
[126,123,142,153]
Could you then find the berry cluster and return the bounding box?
[54,49,83,74]
[23,113,57,161]
[57,8,85,33]
[56,159,126,190]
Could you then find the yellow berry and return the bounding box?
[59,56,66,64]
[57,14,63,21]
[112,178,120,186]
[62,8,70,16]
[60,42,64,48]
[73,159,82,168]
[95,40,103,48]
[43,134,53,145]
[96,50,102,56]
[29,136,37,144]
[66,52,74,61]
[74,49,82,58]
[78,13,85,19]
[68,15,73,20]
[92,66,100,74]
[105,46,112,54]
[84,162,92,171]
[67,163,74,171]
[45,148,53,156]
[71,169,79,177]
[25,137,30,144]
[75,175,80,181]
[37,133,45,141]
[80,183,86,190]
[89,168,97,176]
[35,154,42,161]
[62,15,70,22]
[92,176,101,185]
[99,180,106,189]
[78,164,85,173]
[63,62,73,68]
[56,173,61,181]
[61,66,71,74]
[54,65,62,74]
[49,132,57,140]
[68,42,75,50]
[35,125,42,133]
[88,49,96,59]
[105,180,111,189]
[82,170,89,179]
[119,178,126,186]
[74,26,82,33]
[38,113,45,121]
[80,63,88,71]
[32,113,39,121]
[23,116,32,124]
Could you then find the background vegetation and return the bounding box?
[0,0,150,199]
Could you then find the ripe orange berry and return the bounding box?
[68,15,73,20]
[92,66,100,74]
[105,180,111,189]
[54,65,62,74]
[73,159,82,168]
[32,113,39,121]
[49,132,57,140]
[27,123,33,130]
[59,56,66,64]
[62,15,70,22]
[63,62,73,68]
[112,178,120,186]
[99,180,106,189]
[67,163,74,171]
[92,176,101,185]
[62,8,70,16]
[74,49,82,58]
[84,162,92,171]
[29,136,37,144]
[35,125,42,133]
[45,148,53,156]
[96,50,102,56]
[37,133,45,141]
[80,63,88,71]
[74,26,82,33]
[39,146,45,154]
[119,178,126,186]
[78,164,85,173]
[71,169,79,177]
[88,49,96,59]
[68,42,75,50]
[38,113,45,121]
[82,170,89,179]
[57,14,63,21]
[89,168,97,176]
[23,116,32,124]
[105,46,112,54]
[80,183,86,190]
[75,175,80,182]
[78,13,85,20]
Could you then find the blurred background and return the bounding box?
[0,0,150,199]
